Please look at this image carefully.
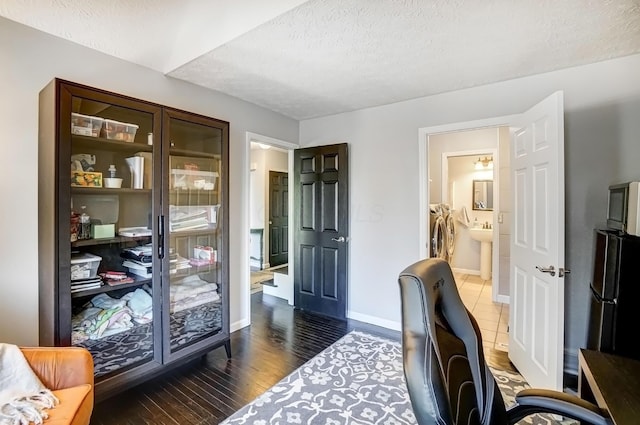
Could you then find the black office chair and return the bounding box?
[397,258,612,425]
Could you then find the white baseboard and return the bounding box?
[452,267,480,275]
[231,318,250,333]
[496,295,509,304]
[347,311,401,331]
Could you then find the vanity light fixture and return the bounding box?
[474,156,493,170]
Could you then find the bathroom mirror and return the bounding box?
[472,180,493,211]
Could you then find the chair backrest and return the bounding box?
[398,258,508,425]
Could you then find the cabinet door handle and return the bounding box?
[158,215,164,259]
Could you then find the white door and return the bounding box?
[509,91,565,391]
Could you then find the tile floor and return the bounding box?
[453,271,509,352]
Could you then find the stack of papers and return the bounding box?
[170,254,192,274]
[119,227,152,237]
[169,207,209,232]
[71,277,102,293]
[122,244,153,278]
[123,259,152,278]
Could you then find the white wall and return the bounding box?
[249,150,266,230]
[497,126,511,297]
[300,53,640,370]
[0,18,299,345]
[429,128,497,204]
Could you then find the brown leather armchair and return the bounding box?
[20,347,94,425]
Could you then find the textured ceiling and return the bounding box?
[3,0,640,120]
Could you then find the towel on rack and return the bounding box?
[456,206,471,227]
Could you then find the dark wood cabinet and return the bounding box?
[38,79,229,400]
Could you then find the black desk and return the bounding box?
[578,349,640,425]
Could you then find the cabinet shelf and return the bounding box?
[169,189,218,196]
[169,227,218,237]
[71,278,151,299]
[71,235,152,248]
[71,187,152,195]
[171,265,220,280]
[169,148,220,159]
[72,135,153,152]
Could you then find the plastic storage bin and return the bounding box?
[71,113,104,137]
[170,169,218,190]
[103,119,139,142]
[71,194,119,224]
[70,252,102,280]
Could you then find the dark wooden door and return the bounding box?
[294,143,348,320]
[268,171,288,268]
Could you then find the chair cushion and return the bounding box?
[44,384,92,425]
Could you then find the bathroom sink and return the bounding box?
[469,227,493,280]
[469,227,493,243]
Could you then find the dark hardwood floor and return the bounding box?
[91,292,514,424]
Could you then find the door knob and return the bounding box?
[331,236,346,243]
[535,265,556,276]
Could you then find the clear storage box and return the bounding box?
[103,119,139,143]
[71,113,104,137]
[170,169,218,190]
[70,252,102,280]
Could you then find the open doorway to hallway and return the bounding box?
[248,137,294,302]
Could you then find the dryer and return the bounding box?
[429,204,447,259]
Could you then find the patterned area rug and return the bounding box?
[221,331,575,425]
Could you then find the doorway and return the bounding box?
[428,128,508,301]
[419,92,567,392]
[246,133,297,307]
[427,128,509,352]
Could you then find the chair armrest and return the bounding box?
[506,388,613,425]
[20,347,94,391]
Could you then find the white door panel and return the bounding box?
[509,91,565,391]
[533,165,550,253]
[512,266,527,349]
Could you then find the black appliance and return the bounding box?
[587,228,640,360]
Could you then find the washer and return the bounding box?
[429,204,447,259]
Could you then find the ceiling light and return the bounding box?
[474,156,493,170]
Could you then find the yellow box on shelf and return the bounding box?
[71,171,103,187]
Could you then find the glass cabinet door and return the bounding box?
[163,109,228,356]
[65,88,162,379]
